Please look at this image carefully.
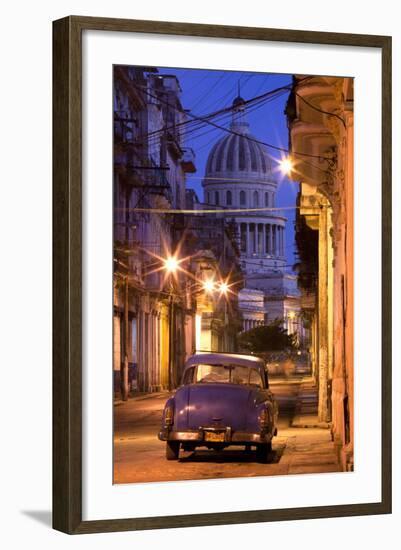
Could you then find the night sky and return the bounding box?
[156,67,299,272]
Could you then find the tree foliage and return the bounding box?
[238,320,296,353]
[294,193,318,292]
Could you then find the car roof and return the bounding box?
[185,352,265,371]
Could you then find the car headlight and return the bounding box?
[164,403,174,426]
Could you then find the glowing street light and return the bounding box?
[164,256,179,274]
[279,156,294,176]
[203,279,215,293]
[219,281,229,295]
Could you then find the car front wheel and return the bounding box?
[166,441,180,460]
[256,442,272,463]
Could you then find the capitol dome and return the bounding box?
[201,93,292,335]
[204,96,273,179]
[201,93,286,278]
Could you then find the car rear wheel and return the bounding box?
[166,441,180,460]
[256,442,272,463]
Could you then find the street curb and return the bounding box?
[114,391,170,405]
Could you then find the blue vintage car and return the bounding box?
[158,352,278,462]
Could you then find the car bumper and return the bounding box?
[158,428,272,444]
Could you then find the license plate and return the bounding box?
[204,431,225,442]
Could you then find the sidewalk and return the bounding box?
[114,391,170,406]
[291,376,329,428]
[280,376,341,474]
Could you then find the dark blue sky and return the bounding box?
[157,67,299,271]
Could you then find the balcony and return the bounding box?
[165,128,183,159]
[180,148,196,173]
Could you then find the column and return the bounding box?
[272,225,276,256]
[318,205,329,422]
[156,312,160,389]
[246,223,250,256]
[277,227,280,256]
[262,224,266,255]
[269,224,273,255]
[278,227,281,256]
[249,223,253,255]
[276,226,279,256]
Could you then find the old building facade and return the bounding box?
[287,75,354,470]
[113,67,196,394]
[184,189,243,353]
[113,68,243,396]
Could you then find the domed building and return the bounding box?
[202,96,302,337]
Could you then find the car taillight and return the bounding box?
[258,408,269,428]
[164,403,174,426]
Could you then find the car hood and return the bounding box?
[175,383,258,431]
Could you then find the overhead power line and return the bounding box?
[132,78,304,140]
[143,83,292,145]
[133,80,333,167]
[115,205,329,215]
[146,87,288,147]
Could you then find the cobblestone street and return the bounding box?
[113,374,342,484]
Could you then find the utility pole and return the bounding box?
[168,291,174,391]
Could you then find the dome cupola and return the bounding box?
[204,95,273,179]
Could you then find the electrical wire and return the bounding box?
[295,91,346,128]
[145,86,290,147]
[134,79,308,143]
[147,88,289,152]
[115,205,328,215]
[135,82,332,171]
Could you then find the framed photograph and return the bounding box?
[53,16,392,534]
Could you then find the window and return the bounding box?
[253,191,259,207]
[265,192,269,207]
[249,369,264,387]
[182,367,195,385]
[215,191,220,205]
[226,190,232,206]
[240,190,246,206]
[194,364,264,387]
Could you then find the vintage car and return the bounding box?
[158,352,278,462]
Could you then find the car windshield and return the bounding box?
[191,364,264,388]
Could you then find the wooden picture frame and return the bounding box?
[53,15,392,534]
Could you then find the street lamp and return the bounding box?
[162,254,180,391]
[219,281,229,295]
[164,255,179,274]
[278,156,294,176]
[203,279,215,293]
